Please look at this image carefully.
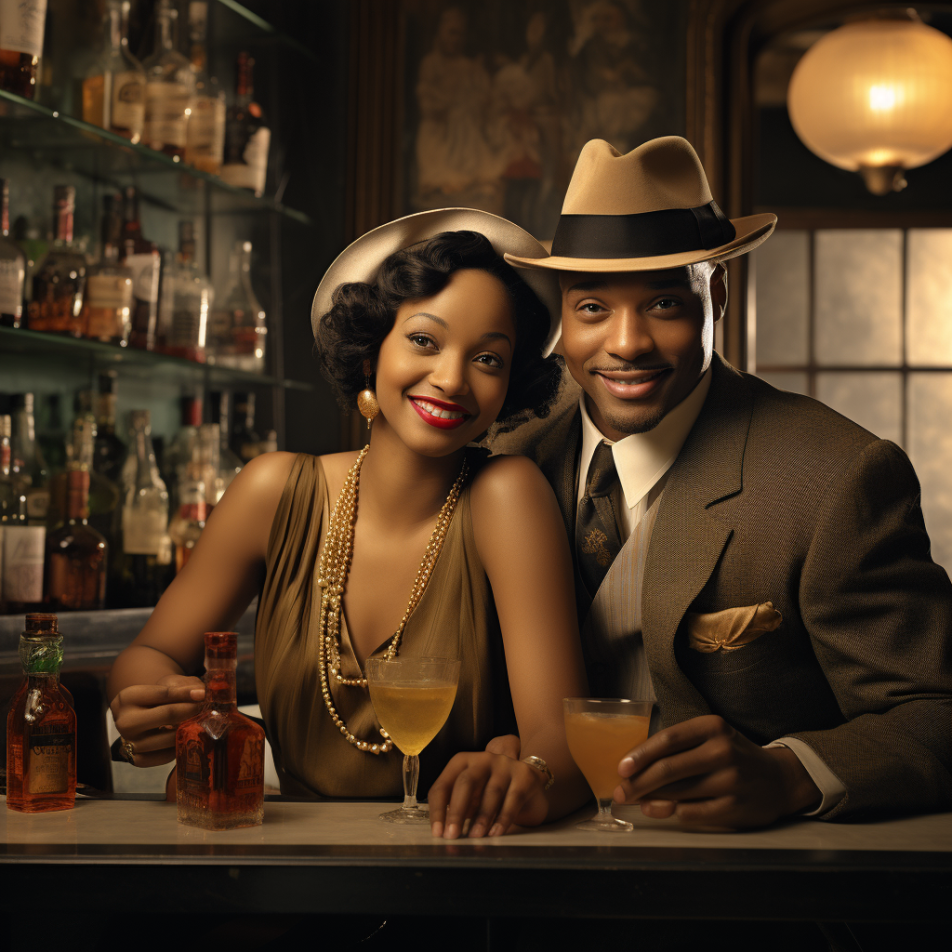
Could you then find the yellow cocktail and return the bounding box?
[563,697,653,832]
[366,657,460,823]
[368,681,458,756]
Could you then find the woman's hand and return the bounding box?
[427,751,549,839]
[110,674,205,768]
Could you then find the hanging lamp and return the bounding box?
[787,11,952,194]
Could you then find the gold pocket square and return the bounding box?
[686,602,782,653]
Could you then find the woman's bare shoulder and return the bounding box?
[226,450,299,498]
[469,454,557,521]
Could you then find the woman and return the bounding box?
[107,209,589,838]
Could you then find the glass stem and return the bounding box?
[596,797,616,820]
[402,753,420,811]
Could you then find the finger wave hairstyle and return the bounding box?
[314,230,562,431]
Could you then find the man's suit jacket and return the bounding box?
[498,353,952,820]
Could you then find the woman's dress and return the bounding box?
[255,453,515,797]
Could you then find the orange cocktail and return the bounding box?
[563,698,653,832]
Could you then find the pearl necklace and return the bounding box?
[316,445,469,754]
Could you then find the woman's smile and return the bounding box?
[408,394,471,429]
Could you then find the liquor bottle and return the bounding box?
[93,371,126,487]
[12,215,46,309]
[44,416,108,612]
[81,194,133,345]
[208,241,267,373]
[198,423,224,506]
[27,186,86,336]
[0,179,25,329]
[80,0,146,144]
[118,410,172,607]
[231,392,261,464]
[160,221,211,363]
[141,0,193,158]
[37,392,67,474]
[0,413,13,613]
[168,447,206,573]
[176,631,264,830]
[208,392,243,496]
[163,393,202,507]
[184,1,225,175]
[0,0,48,99]
[220,52,270,197]
[6,613,76,812]
[119,186,160,351]
[11,393,49,526]
[47,409,119,546]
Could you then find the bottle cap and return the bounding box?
[53,186,76,212]
[24,613,59,636]
[0,415,10,439]
[130,409,151,429]
[204,631,238,660]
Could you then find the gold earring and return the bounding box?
[357,375,379,429]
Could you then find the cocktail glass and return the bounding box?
[366,656,460,824]
[563,697,653,832]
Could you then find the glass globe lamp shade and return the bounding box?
[787,18,952,194]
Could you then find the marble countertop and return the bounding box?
[3,797,951,856]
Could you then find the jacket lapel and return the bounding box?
[642,355,753,725]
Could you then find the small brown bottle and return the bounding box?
[6,613,77,813]
[177,632,264,830]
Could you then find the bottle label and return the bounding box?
[0,0,48,59]
[144,82,189,149]
[221,127,270,195]
[124,252,160,304]
[236,735,264,790]
[112,71,145,132]
[26,486,49,522]
[123,506,168,555]
[0,257,24,315]
[82,74,105,127]
[1,524,45,602]
[185,95,225,158]
[184,738,209,786]
[86,273,133,310]
[27,731,72,795]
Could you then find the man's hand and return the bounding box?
[614,715,821,830]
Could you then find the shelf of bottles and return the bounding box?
[0,1,323,618]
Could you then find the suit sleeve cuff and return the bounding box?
[764,737,847,816]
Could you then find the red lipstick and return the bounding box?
[408,394,470,430]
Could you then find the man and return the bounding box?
[499,135,952,827]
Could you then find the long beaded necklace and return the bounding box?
[316,445,469,754]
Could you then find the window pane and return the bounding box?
[752,230,809,367]
[909,373,952,573]
[815,372,902,446]
[815,230,902,367]
[907,229,952,366]
[757,371,809,396]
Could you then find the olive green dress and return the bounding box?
[255,453,515,798]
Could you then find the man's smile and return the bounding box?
[592,367,672,400]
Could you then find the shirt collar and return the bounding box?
[578,367,712,511]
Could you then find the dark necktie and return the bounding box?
[576,441,623,597]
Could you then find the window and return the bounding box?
[750,226,952,571]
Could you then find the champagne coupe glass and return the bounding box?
[366,656,460,824]
[563,697,653,832]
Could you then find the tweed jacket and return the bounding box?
[497,353,952,820]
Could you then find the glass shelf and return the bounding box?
[214,0,321,65]
[0,89,313,226]
[0,326,315,392]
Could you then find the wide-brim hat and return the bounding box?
[312,208,562,356]
[505,136,776,274]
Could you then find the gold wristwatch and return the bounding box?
[522,755,555,790]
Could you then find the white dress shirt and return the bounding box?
[575,368,846,815]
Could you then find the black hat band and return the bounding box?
[550,201,736,259]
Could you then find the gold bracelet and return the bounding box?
[522,755,555,790]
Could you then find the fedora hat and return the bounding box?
[312,208,562,356]
[505,136,777,273]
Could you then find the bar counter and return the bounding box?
[2,796,950,924]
